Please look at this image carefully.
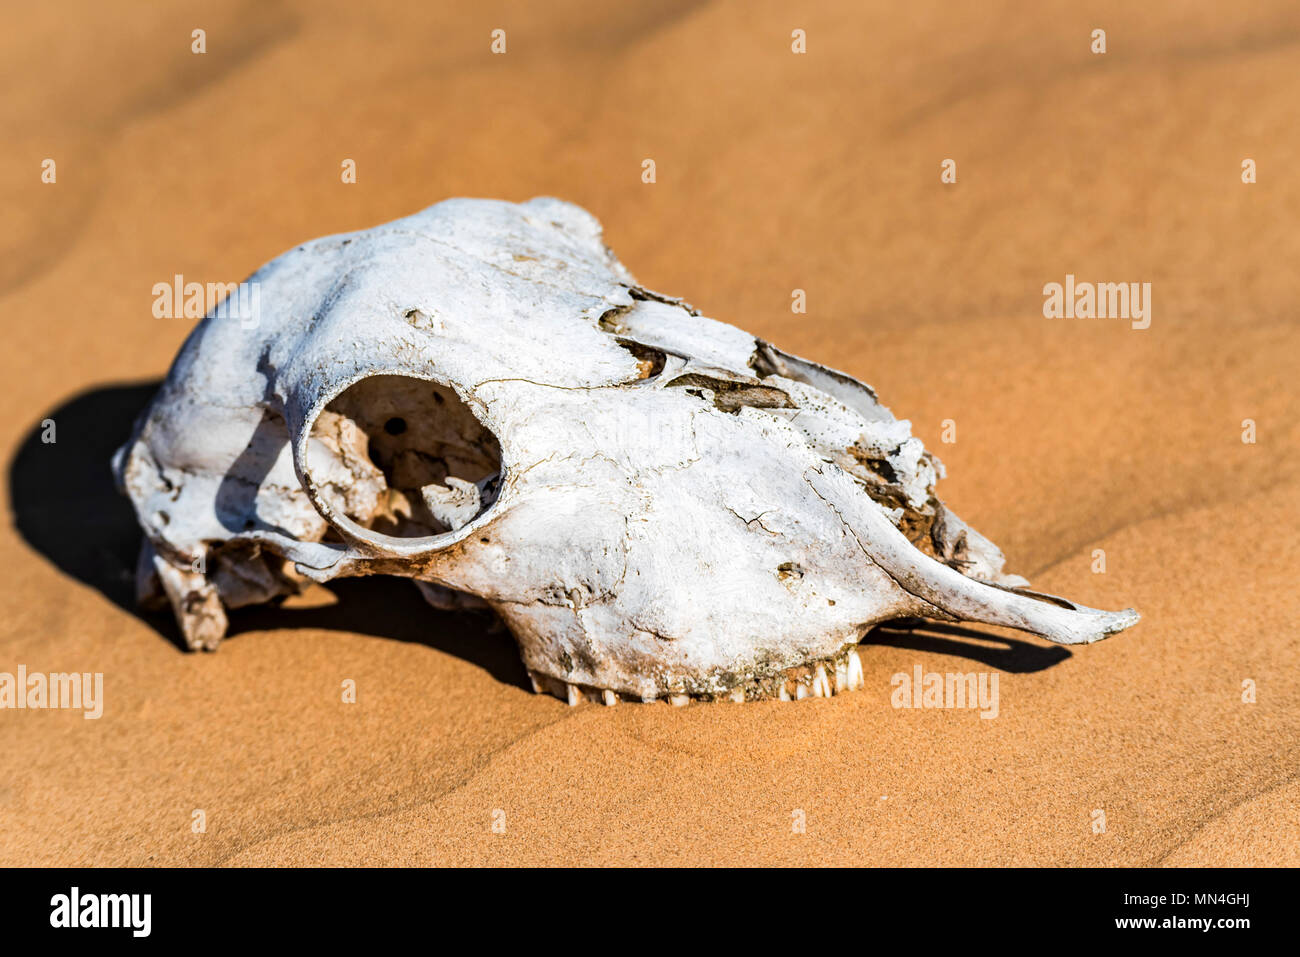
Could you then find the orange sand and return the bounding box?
[1,0,1297,866]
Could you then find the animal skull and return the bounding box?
[114,197,1139,704]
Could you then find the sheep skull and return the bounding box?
[114,197,1138,704]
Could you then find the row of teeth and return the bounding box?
[529,647,866,706]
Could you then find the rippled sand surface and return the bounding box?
[1,0,1296,865]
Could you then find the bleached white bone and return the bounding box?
[421,477,481,532]
[114,197,1138,701]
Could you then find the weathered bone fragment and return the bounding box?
[114,197,1139,703]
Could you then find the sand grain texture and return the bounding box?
[1,0,1297,866]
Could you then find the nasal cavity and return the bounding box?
[309,375,502,538]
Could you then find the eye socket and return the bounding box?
[311,375,502,539]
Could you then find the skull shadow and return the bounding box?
[6,381,531,689]
[864,620,1070,673]
[8,382,1070,682]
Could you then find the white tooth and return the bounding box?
[566,683,582,706]
[528,671,544,694]
[729,688,746,703]
[813,665,832,697]
[834,660,849,693]
[669,694,691,707]
[796,683,809,700]
[847,650,864,690]
[602,689,618,707]
[778,682,791,701]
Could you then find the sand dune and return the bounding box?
[1,0,1296,866]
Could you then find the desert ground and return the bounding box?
[1,0,1297,865]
